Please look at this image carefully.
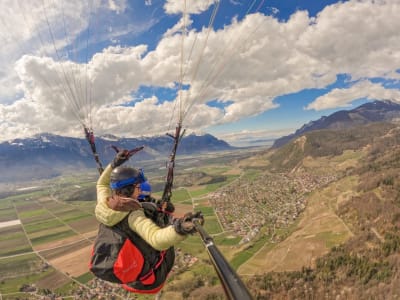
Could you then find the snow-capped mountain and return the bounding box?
[0,133,234,182]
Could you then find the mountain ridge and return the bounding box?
[0,132,235,183]
[273,100,400,148]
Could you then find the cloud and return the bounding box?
[1,0,400,143]
[297,0,400,81]
[0,0,95,101]
[107,0,128,13]
[306,80,400,111]
[217,128,293,147]
[164,0,217,15]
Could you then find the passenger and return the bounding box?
[94,149,204,293]
[137,180,175,224]
[137,180,156,203]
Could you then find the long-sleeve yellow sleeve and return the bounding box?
[95,164,129,226]
[128,210,186,251]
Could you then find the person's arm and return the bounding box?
[95,164,129,226]
[128,210,186,251]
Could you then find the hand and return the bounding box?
[192,211,204,226]
[141,202,158,219]
[173,211,204,235]
[156,200,175,213]
[111,149,130,169]
[107,196,142,211]
[182,211,204,224]
[165,201,175,213]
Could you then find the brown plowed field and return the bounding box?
[48,244,93,277]
[36,269,72,289]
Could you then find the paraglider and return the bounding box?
[90,148,204,294]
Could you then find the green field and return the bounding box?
[170,188,191,202]
[0,254,48,294]
[30,228,77,246]
[24,219,66,234]
[0,207,18,222]
[0,231,32,257]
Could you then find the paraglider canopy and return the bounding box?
[0,0,271,144]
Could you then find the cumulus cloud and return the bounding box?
[306,80,400,111]
[0,0,400,142]
[164,0,217,15]
[297,0,400,81]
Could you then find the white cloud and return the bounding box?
[163,14,194,37]
[217,128,293,147]
[1,0,400,143]
[107,0,128,13]
[164,0,217,15]
[298,0,400,81]
[306,80,400,111]
[0,0,92,100]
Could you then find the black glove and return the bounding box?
[141,202,158,219]
[192,211,204,225]
[173,211,204,235]
[111,149,130,169]
[156,200,175,213]
[165,201,175,213]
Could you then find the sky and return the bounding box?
[0,0,399,147]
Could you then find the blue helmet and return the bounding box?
[138,181,152,201]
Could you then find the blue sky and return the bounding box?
[0,0,399,146]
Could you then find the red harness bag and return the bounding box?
[89,212,175,294]
[89,222,145,284]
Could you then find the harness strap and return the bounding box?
[154,250,166,269]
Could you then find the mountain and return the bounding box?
[268,122,398,173]
[0,132,234,183]
[272,100,400,148]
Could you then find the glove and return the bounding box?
[192,211,204,225]
[156,200,175,213]
[173,211,204,235]
[111,149,130,169]
[156,213,173,228]
[141,202,158,219]
[165,201,175,213]
[107,196,142,211]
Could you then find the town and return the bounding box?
[210,171,337,243]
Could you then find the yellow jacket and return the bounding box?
[95,164,186,251]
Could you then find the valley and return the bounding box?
[1,122,400,299]
[0,145,348,299]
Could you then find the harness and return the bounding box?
[90,203,175,294]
